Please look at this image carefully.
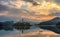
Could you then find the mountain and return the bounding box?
[39,17,60,25]
[3,21,14,25]
[38,17,60,34]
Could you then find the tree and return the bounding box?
[13,22,32,33]
[56,22,60,29]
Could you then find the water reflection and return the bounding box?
[0,26,58,37]
[0,21,60,37]
[0,23,32,37]
[0,26,13,31]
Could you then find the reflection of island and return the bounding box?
[0,21,14,31]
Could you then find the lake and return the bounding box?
[0,25,60,37]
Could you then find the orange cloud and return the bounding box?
[21,15,56,21]
[28,1,60,16]
[0,0,60,21]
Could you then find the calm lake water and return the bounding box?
[0,25,41,37]
[0,26,60,37]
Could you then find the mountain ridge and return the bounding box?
[39,17,60,25]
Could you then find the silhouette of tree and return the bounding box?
[56,22,60,29]
[13,22,32,33]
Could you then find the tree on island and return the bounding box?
[13,22,32,33]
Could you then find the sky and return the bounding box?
[0,0,60,22]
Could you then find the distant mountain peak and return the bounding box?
[51,17,60,20]
[39,17,60,25]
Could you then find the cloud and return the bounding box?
[23,0,40,5]
[0,15,16,22]
[27,0,60,16]
[0,0,60,22]
[0,0,32,9]
[55,0,60,4]
[0,4,9,17]
[0,4,8,11]
[8,0,23,9]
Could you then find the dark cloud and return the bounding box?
[0,4,8,11]
[0,0,6,1]
[23,0,34,2]
[55,0,60,4]
[23,0,40,5]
